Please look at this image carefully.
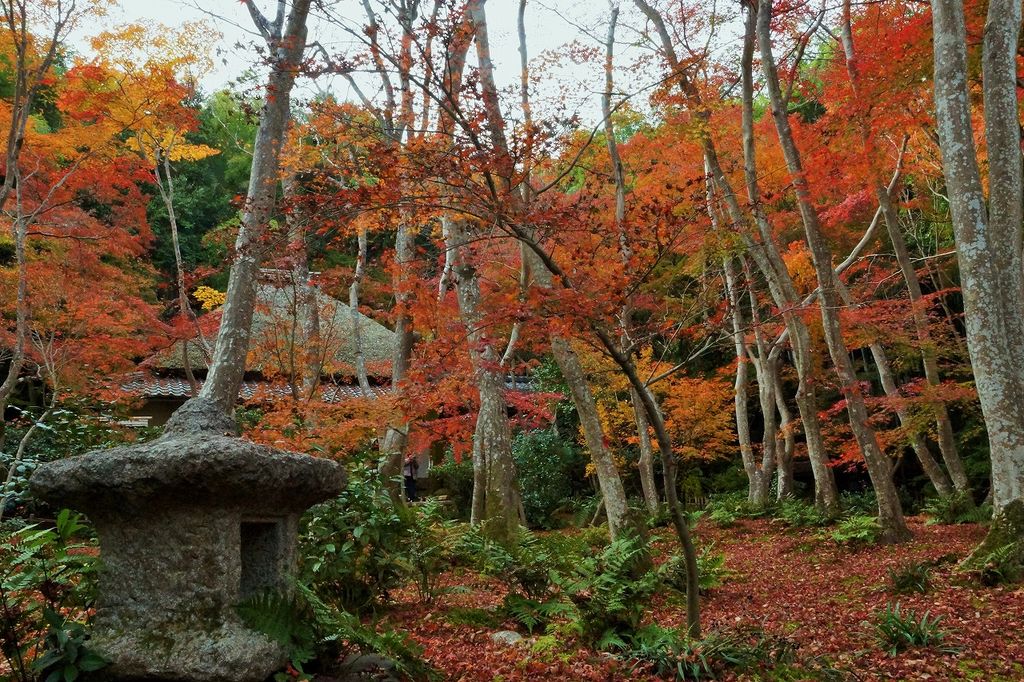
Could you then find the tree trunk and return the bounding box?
[197,0,313,415]
[728,4,839,515]
[631,387,660,512]
[281,173,321,401]
[380,215,418,498]
[349,228,372,396]
[154,151,203,396]
[594,326,700,637]
[772,366,796,499]
[757,0,909,542]
[931,0,1024,557]
[0,213,28,430]
[599,0,657,522]
[723,254,770,506]
[445,215,522,540]
[549,336,634,538]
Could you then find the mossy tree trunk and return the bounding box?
[932,0,1024,559]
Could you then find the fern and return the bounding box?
[235,591,317,664]
[236,583,437,680]
[966,542,1022,586]
[923,493,991,526]
[660,543,730,594]
[500,593,573,634]
[829,515,880,547]
[560,535,657,646]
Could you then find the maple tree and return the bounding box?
[5,0,1024,676]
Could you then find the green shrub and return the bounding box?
[452,526,556,599]
[840,490,878,517]
[705,491,767,528]
[829,515,880,547]
[1,510,103,681]
[31,613,108,682]
[888,561,933,594]
[429,453,474,519]
[923,493,992,525]
[534,532,595,573]
[500,593,573,634]
[398,501,453,603]
[560,535,657,646]
[660,543,729,594]
[568,496,602,528]
[776,498,827,528]
[512,430,589,529]
[299,469,457,612]
[869,602,950,656]
[0,402,158,516]
[443,607,502,628]
[577,524,611,549]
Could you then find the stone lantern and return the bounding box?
[30,399,346,681]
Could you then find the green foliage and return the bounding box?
[500,593,573,634]
[963,543,1022,586]
[300,470,409,612]
[512,429,589,529]
[839,490,878,517]
[888,561,933,595]
[147,89,257,288]
[576,524,611,549]
[1,510,101,681]
[567,496,602,528]
[923,493,992,525]
[429,453,474,520]
[532,356,578,435]
[705,491,767,527]
[776,498,828,528]
[443,607,501,629]
[621,624,797,680]
[236,590,318,664]
[32,612,107,682]
[560,535,657,646]
[452,527,556,599]
[869,602,951,656]
[397,500,453,603]
[660,543,729,594]
[829,515,880,547]
[237,583,436,681]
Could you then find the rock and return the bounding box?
[30,403,346,682]
[337,653,400,681]
[490,630,524,646]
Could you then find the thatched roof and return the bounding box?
[121,373,389,401]
[146,274,397,379]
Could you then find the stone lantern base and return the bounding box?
[30,399,346,682]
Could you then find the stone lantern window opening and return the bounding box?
[239,517,287,599]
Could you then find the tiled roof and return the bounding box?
[121,374,388,402]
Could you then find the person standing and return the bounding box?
[403,453,419,502]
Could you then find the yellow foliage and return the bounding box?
[576,344,736,463]
[83,21,220,166]
[193,285,226,311]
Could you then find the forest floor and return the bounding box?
[381,518,1024,681]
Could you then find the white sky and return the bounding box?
[99,0,641,125]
